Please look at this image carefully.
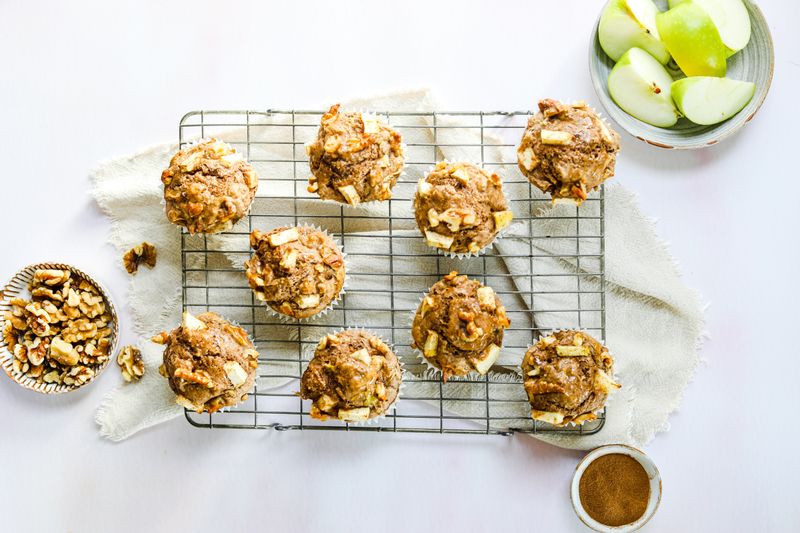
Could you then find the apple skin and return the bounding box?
[671,76,755,125]
[599,0,671,65]
[656,2,727,77]
[608,47,680,128]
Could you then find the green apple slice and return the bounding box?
[697,0,752,52]
[671,76,755,125]
[599,0,671,64]
[625,0,662,39]
[656,3,727,77]
[608,47,680,127]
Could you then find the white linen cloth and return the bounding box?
[91,89,704,448]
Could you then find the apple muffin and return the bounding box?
[414,162,514,255]
[306,104,404,205]
[411,271,510,381]
[517,99,620,204]
[155,311,259,413]
[161,138,259,234]
[522,330,620,426]
[244,226,345,319]
[300,330,402,422]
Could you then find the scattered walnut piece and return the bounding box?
[123,242,157,274]
[117,345,144,382]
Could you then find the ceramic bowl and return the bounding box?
[589,0,774,149]
[0,262,119,393]
[571,444,662,532]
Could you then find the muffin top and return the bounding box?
[306,104,404,205]
[161,138,259,234]
[300,330,402,422]
[411,271,510,381]
[414,162,513,255]
[522,330,619,426]
[155,311,259,413]
[517,99,620,204]
[244,226,345,319]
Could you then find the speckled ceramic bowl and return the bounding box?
[0,262,119,394]
[589,0,774,149]
[571,444,662,532]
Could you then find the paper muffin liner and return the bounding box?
[248,223,349,324]
[0,262,119,395]
[519,329,620,428]
[300,327,405,426]
[407,292,506,382]
[159,137,258,235]
[414,160,517,259]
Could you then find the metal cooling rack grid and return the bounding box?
[178,109,606,435]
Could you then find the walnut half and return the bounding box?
[123,242,157,274]
[117,345,144,382]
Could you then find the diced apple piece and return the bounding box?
[608,47,680,128]
[269,227,300,247]
[424,230,454,250]
[671,76,755,125]
[181,311,207,331]
[472,344,501,374]
[599,0,671,64]
[656,2,727,77]
[540,130,573,145]
[337,185,361,206]
[350,348,371,365]
[417,179,433,196]
[493,210,514,231]
[223,361,248,387]
[338,407,371,422]
[556,345,591,357]
[361,113,381,134]
[295,294,320,309]
[476,286,496,311]
[518,147,539,171]
[527,367,540,377]
[423,331,439,357]
[317,394,337,411]
[531,410,565,425]
[280,248,298,270]
[450,167,470,184]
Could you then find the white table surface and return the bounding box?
[1,1,797,531]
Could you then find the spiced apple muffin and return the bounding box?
[522,330,620,426]
[306,104,404,205]
[300,330,402,422]
[411,271,510,381]
[154,311,259,413]
[161,138,259,233]
[414,162,514,255]
[517,99,620,204]
[244,226,345,319]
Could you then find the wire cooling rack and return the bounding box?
[178,109,606,435]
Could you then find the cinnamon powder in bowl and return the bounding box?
[570,444,662,532]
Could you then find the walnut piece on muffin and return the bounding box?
[154,311,258,413]
[522,330,620,426]
[306,104,404,205]
[244,226,345,319]
[300,330,402,422]
[411,271,510,381]
[517,99,620,204]
[414,161,513,255]
[161,138,259,234]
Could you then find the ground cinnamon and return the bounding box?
[578,453,650,527]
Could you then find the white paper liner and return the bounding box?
[407,290,508,382]
[413,160,516,259]
[249,223,348,324]
[519,329,620,428]
[301,327,405,426]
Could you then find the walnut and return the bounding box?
[49,337,80,366]
[116,345,144,382]
[173,368,214,388]
[123,242,157,274]
[33,269,71,286]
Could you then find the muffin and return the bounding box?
[154,311,258,413]
[306,104,404,205]
[517,99,620,204]
[244,226,345,319]
[161,138,259,233]
[411,271,510,381]
[522,330,620,426]
[300,330,402,422]
[414,162,514,255]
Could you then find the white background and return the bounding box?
[1,1,797,531]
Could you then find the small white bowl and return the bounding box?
[571,444,662,532]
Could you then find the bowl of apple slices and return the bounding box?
[590,0,773,149]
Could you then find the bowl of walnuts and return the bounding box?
[0,263,119,393]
